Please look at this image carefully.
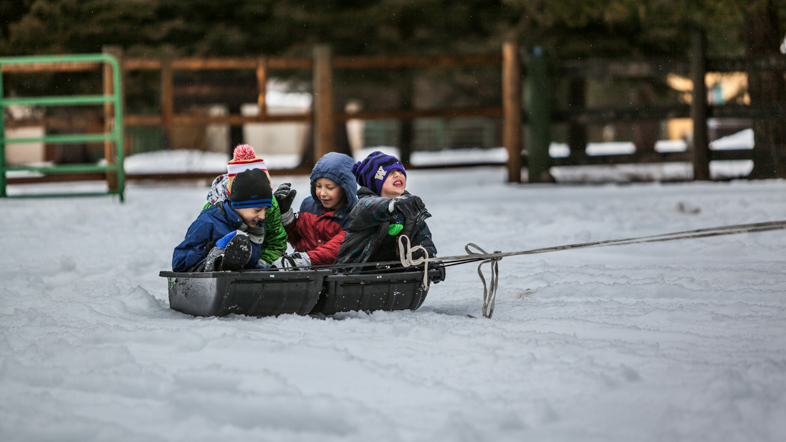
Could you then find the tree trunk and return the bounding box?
[745,0,786,178]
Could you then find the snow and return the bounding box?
[2,166,786,441]
[711,129,755,150]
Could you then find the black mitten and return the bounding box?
[391,194,427,220]
[274,183,297,214]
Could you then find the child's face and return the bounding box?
[235,206,267,227]
[380,170,406,198]
[314,178,346,210]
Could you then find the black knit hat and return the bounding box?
[229,168,273,209]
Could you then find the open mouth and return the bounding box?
[393,180,403,187]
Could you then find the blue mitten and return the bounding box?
[216,230,239,248]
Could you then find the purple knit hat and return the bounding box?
[351,151,407,195]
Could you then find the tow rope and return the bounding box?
[394,220,786,319]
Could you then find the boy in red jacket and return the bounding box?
[273,152,357,269]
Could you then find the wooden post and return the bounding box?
[567,78,588,164]
[160,58,174,147]
[257,57,267,120]
[502,42,522,183]
[313,45,334,159]
[102,46,122,191]
[525,48,552,183]
[0,68,5,197]
[690,28,710,181]
[398,72,415,167]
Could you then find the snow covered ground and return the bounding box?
[2,167,786,442]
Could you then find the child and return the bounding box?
[336,151,439,273]
[173,168,273,272]
[204,145,287,267]
[272,152,357,269]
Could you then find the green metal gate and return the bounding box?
[0,53,125,201]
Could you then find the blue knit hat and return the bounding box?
[351,151,407,196]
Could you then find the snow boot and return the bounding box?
[220,233,252,271]
[189,246,224,272]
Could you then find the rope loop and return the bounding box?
[397,235,431,291]
[465,243,501,318]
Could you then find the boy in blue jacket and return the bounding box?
[172,168,273,272]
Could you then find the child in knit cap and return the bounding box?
[203,145,287,267]
[336,151,440,276]
[173,168,274,272]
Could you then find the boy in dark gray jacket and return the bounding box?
[336,151,439,276]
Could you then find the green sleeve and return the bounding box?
[260,197,288,264]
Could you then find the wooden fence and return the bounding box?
[3,33,785,185]
[529,29,786,182]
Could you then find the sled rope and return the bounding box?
[426,220,786,264]
[464,243,501,318]
[390,219,786,319]
[397,235,431,291]
[316,220,786,273]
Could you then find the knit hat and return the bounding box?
[351,151,407,196]
[229,168,273,209]
[227,144,271,194]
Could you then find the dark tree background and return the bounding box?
[1,0,785,175]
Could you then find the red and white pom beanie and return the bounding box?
[227,144,271,193]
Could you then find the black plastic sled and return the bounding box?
[159,267,442,317]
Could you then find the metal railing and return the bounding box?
[0,53,124,201]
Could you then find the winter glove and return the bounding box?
[276,252,311,270]
[274,183,297,214]
[389,194,428,220]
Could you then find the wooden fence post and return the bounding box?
[103,46,122,190]
[525,48,552,183]
[690,28,710,181]
[567,78,588,164]
[257,57,267,120]
[160,57,174,148]
[502,42,522,183]
[0,68,5,197]
[313,45,334,159]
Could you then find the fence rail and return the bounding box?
[2,35,785,188]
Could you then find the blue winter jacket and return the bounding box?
[172,201,263,272]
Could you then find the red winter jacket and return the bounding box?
[284,197,353,265]
[284,152,358,265]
